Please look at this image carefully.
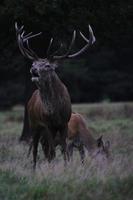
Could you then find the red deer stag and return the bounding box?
[15,23,96,168]
[66,113,110,163]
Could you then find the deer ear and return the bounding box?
[97,135,104,147]
[105,140,110,149]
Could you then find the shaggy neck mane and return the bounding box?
[39,71,65,114]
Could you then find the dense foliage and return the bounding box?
[0,0,133,108]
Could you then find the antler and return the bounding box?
[15,23,96,61]
[46,30,76,59]
[52,25,96,60]
[15,22,42,60]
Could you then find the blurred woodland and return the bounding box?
[0,0,133,109]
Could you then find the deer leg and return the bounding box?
[66,142,74,162]
[60,126,68,165]
[79,145,85,164]
[32,130,41,170]
[40,128,55,163]
[27,140,33,157]
[42,140,55,162]
[47,130,56,162]
[40,136,48,160]
[27,127,34,157]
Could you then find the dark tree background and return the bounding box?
[0,0,133,106]
[0,0,132,140]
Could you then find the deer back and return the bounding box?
[68,113,96,147]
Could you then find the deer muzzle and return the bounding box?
[30,67,40,82]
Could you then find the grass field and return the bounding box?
[0,103,133,200]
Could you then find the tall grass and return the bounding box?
[0,103,133,200]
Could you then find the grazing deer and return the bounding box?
[66,113,110,163]
[15,23,96,168]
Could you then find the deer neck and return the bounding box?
[39,71,65,113]
[82,131,103,157]
[79,127,97,152]
[85,134,97,150]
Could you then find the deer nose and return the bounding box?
[30,67,38,76]
[30,67,38,74]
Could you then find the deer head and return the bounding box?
[96,136,110,158]
[15,22,96,84]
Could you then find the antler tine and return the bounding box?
[53,43,63,54]
[88,24,96,44]
[21,31,25,38]
[26,40,39,59]
[22,31,42,59]
[68,25,96,58]
[21,31,42,59]
[17,33,27,57]
[23,32,33,38]
[65,30,76,56]
[17,32,35,60]
[51,25,95,60]
[15,22,34,58]
[15,22,24,34]
[15,22,42,60]
[80,25,96,44]
[52,30,76,59]
[17,30,35,59]
[47,38,53,57]
[24,32,42,41]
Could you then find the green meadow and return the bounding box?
[0,103,133,200]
